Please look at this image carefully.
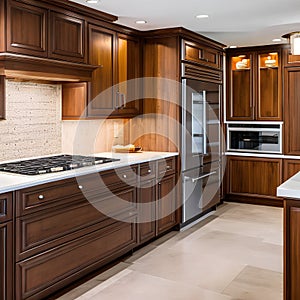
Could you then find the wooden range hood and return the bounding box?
[0,53,98,82]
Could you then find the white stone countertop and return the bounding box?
[0,151,178,194]
[277,171,300,199]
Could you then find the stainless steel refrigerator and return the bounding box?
[181,78,221,227]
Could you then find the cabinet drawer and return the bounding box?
[101,165,138,189]
[140,161,156,181]
[183,40,221,69]
[158,157,176,177]
[16,174,101,216]
[0,192,13,223]
[16,219,136,300]
[16,187,137,260]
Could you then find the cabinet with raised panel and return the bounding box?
[226,45,283,121]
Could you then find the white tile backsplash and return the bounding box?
[0,80,62,161]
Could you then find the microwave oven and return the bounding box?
[227,124,282,154]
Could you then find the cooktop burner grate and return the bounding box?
[0,154,120,175]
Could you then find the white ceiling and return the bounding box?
[70,0,300,47]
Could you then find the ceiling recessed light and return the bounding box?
[135,20,147,24]
[196,14,209,19]
[86,0,98,3]
[272,38,281,42]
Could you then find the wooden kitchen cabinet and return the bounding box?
[182,39,222,70]
[6,0,47,57]
[226,45,283,121]
[85,25,141,119]
[157,173,177,235]
[283,199,300,300]
[284,67,300,155]
[138,157,179,244]
[49,11,86,63]
[0,193,13,300]
[226,156,283,205]
[284,159,300,181]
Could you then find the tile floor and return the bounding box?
[57,202,283,300]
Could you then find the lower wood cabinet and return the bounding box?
[137,158,179,245]
[0,222,13,300]
[0,192,13,300]
[11,156,179,299]
[283,199,300,300]
[226,156,283,205]
[283,159,300,181]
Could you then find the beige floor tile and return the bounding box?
[76,269,234,300]
[223,265,283,300]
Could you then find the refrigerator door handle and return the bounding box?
[184,171,217,183]
[203,90,207,155]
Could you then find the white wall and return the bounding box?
[0,80,62,161]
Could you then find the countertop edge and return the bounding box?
[0,151,179,194]
[277,171,300,199]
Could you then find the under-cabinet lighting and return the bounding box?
[86,0,98,3]
[229,46,237,48]
[282,32,300,55]
[272,38,281,42]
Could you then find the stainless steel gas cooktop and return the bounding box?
[0,154,120,175]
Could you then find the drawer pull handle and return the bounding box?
[148,169,152,173]
[123,174,127,179]
[78,185,83,189]
[166,165,171,170]
[38,195,44,200]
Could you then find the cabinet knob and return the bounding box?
[166,165,171,170]
[123,174,127,179]
[38,195,44,200]
[147,169,151,173]
[78,185,83,190]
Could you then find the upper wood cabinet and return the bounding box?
[6,0,47,57]
[284,67,300,155]
[85,25,141,118]
[182,39,222,70]
[226,45,283,121]
[87,25,116,117]
[49,12,86,63]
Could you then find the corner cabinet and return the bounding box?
[63,25,142,120]
[226,45,283,121]
[0,193,13,300]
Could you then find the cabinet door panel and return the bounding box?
[138,180,156,244]
[0,222,13,300]
[157,174,177,235]
[284,68,300,155]
[87,25,115,117]
[49,12,85,62]
[7,0,47,56]
[284,159,300,181]
[228,156,282,198]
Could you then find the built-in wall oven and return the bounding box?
[227,123,282,154]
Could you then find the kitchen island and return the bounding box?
[0,151,180,300]
[277,171,300,300]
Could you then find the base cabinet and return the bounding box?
[284,199,300,300]
[137,157,179,245]
[0,222,13,300]
[226,156,283,205]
